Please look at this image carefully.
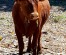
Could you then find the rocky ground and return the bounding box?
[0,1,66,55]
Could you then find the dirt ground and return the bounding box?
[0,1,66,55]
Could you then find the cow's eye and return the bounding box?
[28,3,33,11]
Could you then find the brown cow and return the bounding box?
[12,0,50,55]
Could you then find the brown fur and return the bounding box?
[12,0,50,55]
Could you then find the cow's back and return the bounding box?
[38,0,50,27]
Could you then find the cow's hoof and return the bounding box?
[27,49,31,53]
[37,50,42,54]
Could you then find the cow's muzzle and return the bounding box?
[30,12,39,20]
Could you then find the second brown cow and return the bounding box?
[12,0,50,55]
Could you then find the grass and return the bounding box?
[0,18,5,20]
[53,12,66,23]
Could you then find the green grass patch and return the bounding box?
[0,18,5,20]
[53,12,66,23]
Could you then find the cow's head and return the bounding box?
[15,0,39,20]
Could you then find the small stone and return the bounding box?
[45,53,52,55]
[0,36,3,41]
[43,47,48,49]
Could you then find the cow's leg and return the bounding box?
[15,28,24,55]
[32,30,38,55]
[37,33,42,54]
[32,36,37,55]
[37,17,47,54]
[34,26,41,54]
[27,36,32,52]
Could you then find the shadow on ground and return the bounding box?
[49,0,66,11]
[0,0,66,12]
[0,0,14,12]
